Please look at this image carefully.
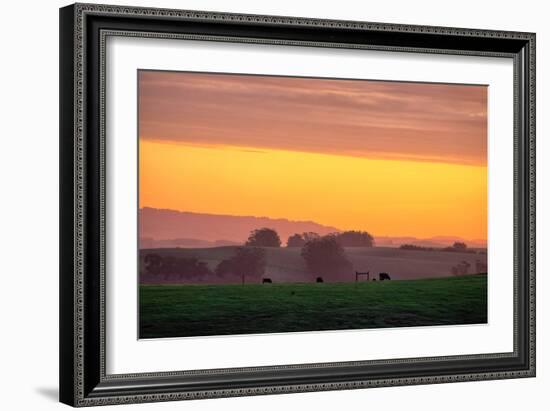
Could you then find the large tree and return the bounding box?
[302,232,320,242]
[452,241,467,251]
[329,230,374,247]
[214,259,235,277]
[300,236,352,281]
[287,232,320,247]
[215,247,266,284]
[245,228,281,247]
[143,254,213,279]
[442,242,469,253]
[143,253,162,275]
[287,234,306,248]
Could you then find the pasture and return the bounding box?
[140,245,487,283]
[139,273,487,338]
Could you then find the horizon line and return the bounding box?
[140,207,488,244]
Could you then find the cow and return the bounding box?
[316,277,324,283]
[379,272,391,281]
[262,278,272,284]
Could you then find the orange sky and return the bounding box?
[138,71,487,241]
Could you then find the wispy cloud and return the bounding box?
[139,71,487,166]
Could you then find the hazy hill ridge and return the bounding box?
[139,207,341,247]
[139,208,487,248]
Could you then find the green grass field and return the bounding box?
[139,274,487,338]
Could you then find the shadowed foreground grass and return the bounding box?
[139,274,487,338]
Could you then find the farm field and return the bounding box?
[139,273,487,338]
[139,246,487,283]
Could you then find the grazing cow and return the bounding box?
[379,272,391,281]
[262,278,272,284]
[316,277,324,283]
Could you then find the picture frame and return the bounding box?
[59,2,536,407]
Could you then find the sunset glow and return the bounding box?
[139,71,487,241]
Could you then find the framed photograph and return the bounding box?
[59,3,536,407]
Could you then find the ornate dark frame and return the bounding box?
[59,3,536,407]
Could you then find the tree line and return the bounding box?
[141,227,374,283]
[400,241,479,254]
[246,227,374,248]
[141,247,266,282]
[245,227,374,281]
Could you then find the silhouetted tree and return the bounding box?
[143,254,213,279]
[182,257,211,278]
[143,253,162,275]
[301,236,352,281]
[451,260,471,276]
[233,247,266,281]
[443,242,474,253]
[287,232,320,247]
[302,232,320,242]
[215,259,235,277]
[452,242,467,251]
[177,258,211,277]
[245,228,281,247]
[287,234,306,248]
[399,244,435,251]
[158,256,178,279]
[329,231,374,247]
[215,247,266,284]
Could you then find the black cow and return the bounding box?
[262,278,272,284]
[379,272,391,281]
[316,277,324,283]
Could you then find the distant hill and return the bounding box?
[139,237,240,249]
[139,208,341,247]
[139,208,487,249]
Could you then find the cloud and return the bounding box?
[138,71,487,166]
